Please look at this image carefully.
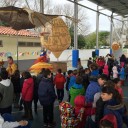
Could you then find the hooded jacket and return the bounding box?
[22,77,34,101]
[104,99,128,128]
[0,79,13,108]
[68,75,76,90]
[59,101,84,128]
[119,67,125,80]
[112,66,118,78]
[54,73,66,89]
[74,95,88,128]
[103,65,109,76]
[85,81,101,103]
[100,114,117,128]
[38,77,56,106]
[70,86,85,106]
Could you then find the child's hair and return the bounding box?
[98,74,108,81]
[43,69,51,78]
[85,68,90,72]
[67,70,73,75]
[90,63,98,70]
[104,80,115,88]
[73,70,77,75]
[0,70,8,80]
[24,71,32,79]
[112,78,120,84]
[89,57,92,60]
[57,68,62,73]
[101,86,122,104]
[13,70,20,78]
[76,76,83,84]
[100,119,114,128]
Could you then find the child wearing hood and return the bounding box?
[59,101,84,128]
[112,65,118,78]
[100,114,117,128]
[103,65,109,76]
[70,76,85,106]
[74,95,94,128]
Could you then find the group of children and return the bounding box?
[58,54,128,128]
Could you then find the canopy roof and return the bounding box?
[88,0,128,17]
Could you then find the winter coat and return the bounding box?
[54,73,66,89]
[103,65,109,76]
[82,74,90,91]
[112,66,118,78]
[22,78,34,102]
[70,86,85,106]
[115,87,123,97]
[65,76,70,91]
[97,60,105,67]
[11,75,21,93]
[119,67,125,80]
[68,75,76,90]
[120,56,126,63]
[91,70,99,77]
[87,60,93,68]
[74,95,92,128]
[38,77,56,106]
[100,114,117,128]
[6,63,17,76]
[85,81,101,103]
[95,98,106,125]
[59,101,84,128]
[104,99,128,128]
[0,79,14,108]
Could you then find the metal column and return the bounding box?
[74,0,78,49]
[72,0,79,68]
[40,0,44,13]
[110,13,113,54]
[95,6,99,56]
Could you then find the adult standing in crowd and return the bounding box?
[11,70,21,108]
[0,70,14,115]
[6,56,17,77]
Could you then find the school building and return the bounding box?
[0,26,41,61]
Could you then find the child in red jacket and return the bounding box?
[54,69,66,103]
[74,95,94,128]
[22,71,34,120]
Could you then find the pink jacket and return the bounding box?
[103,65,109,76]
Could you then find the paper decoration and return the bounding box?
[40,17,71,58]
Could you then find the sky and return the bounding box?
[50,0,122,33]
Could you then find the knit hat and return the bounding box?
[0,115,4,128]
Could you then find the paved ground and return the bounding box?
[11,86,128,128]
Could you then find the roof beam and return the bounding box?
[67,0,123,22]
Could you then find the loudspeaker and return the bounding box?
[92,51,96,58]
